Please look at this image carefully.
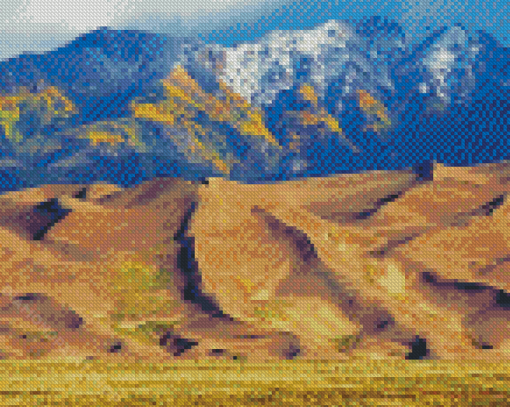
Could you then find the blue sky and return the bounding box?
[0,0,508,60]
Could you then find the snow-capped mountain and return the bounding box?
[180,17,509,174]
[389,24,510,167]
[0,17,508,191]
[191,18,404,109]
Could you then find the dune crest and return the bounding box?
[2,162,510,362]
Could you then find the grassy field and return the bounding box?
[0,357,509,406]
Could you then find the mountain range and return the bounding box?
[0,16,508,192]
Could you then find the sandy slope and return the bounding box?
[1,162,510,362]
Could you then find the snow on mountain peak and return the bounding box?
[179,19,400,109]
[422,25,479,102]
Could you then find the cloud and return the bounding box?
[0,0,294,60]
[20,0,131,32]
[0,0,507,61]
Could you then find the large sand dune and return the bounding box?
[1,162,510,362]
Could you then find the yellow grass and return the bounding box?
[1,358,509,406]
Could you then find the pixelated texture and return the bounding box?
[1,1,510,405]
[0,13,508,189]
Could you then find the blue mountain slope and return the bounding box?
[0,19,508,191]
[388,25,510,168]
[260,20,510,177]
[0,28,190,125]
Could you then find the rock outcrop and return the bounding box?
[2,162,510,362]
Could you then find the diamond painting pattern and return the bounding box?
[0,0,509,405]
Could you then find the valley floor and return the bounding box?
[0,358,508,406]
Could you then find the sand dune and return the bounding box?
[1,162,510,362]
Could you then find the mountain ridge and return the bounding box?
[0,17,508,191]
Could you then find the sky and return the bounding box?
[0,0,508,60]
